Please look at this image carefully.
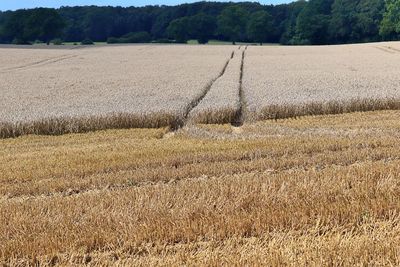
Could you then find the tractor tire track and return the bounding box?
[374,46,396,54]
[232,46,248,127]
[0,54,78,73]
[385,46,400,53]
[170,50,235,130]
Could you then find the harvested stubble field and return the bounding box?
[1,110,400,265]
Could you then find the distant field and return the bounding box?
[1,111,400,265]
[1,42,400,138]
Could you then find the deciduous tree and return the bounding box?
[247,10,273,45]
[217,6,249,44]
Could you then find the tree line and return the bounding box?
[0,0,400,45]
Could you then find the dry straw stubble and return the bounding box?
[1,111,400,265]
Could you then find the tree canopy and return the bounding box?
[0,1,398,45]
[2,8,64,44]
[380,0,400,39]
[247,11,273,45]
[217,6,249,44]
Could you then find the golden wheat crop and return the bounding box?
[243,42,400,120]
[2,43,400,138]
[0,48,72,71]
[0,45,233,137]
[1,110,400,266]
[189,49,242,124]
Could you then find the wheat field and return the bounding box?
[243,42,400,120]
[1,110,400,266]
[189,48,242,124]
[2,42,400,137]
[0,45,233,137]
[2,43,400,265]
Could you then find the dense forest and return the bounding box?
[0,0,400,45]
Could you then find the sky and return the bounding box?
[0,0,292,11]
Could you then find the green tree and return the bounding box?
[279,1,308,44]
[189,13,216,44]
[294,0,334,44]
[167,17,190,43]
[2,10,30,44]
[353,0,385,42]
[217,6,249,44]
[0,1,391,46]
[380,0,400,39]
[83,8,114,41]
[26,8,66,44]
[247,10,273,45]
[2,8,65,44]
[107,31,151,43]
[329,0,358,43]
[329,0,384,43]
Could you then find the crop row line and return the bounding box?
[0,54,77,73]
[232,46,248,127]
[2,154,398,203]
